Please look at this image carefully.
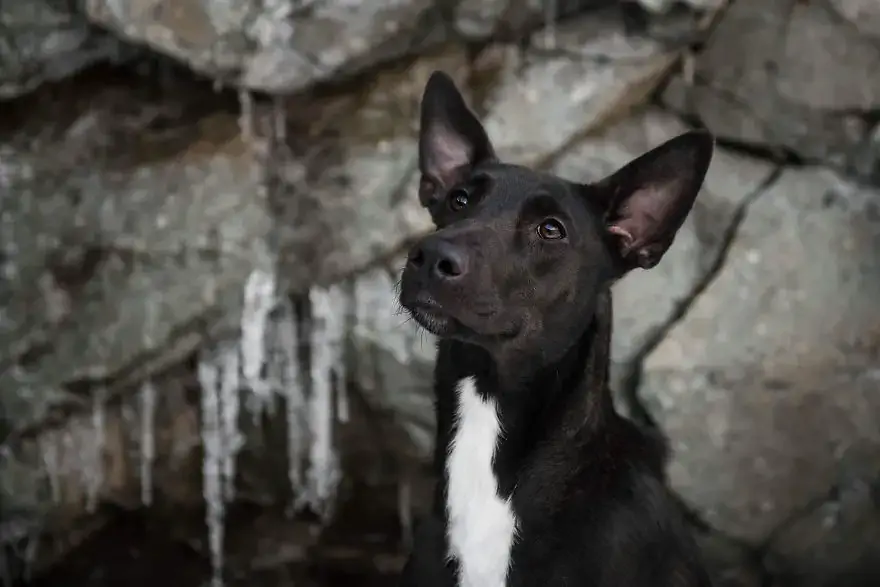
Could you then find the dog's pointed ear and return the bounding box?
[590,130,714,271]
[418,71,495,207]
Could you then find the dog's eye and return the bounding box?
[448,188,470,211]
[537,218,566,240]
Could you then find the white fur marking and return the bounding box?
[446,376,518,587]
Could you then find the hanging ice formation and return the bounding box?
[139,380,157,506]
[241,268,277,420]
[194,81,352,585]
[193,262,352,586]
[33,394,108,512]
[86,387,106,513]
[304,285,347,519]
[274,297,307,502]
[197,350,226,587]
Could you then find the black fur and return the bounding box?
[399,71,715,587]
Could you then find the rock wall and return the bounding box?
[1,1,879,586]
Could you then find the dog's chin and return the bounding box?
[408,307,454,337]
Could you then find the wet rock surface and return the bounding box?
[1,1,879,586]
[0,0,134,99]
[640,169,880,542]
[662,0,880,165]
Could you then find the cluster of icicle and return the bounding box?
[21,267,356,587]
[7,92,412,587]
[197,268,351,587]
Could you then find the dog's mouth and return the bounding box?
[408,306,453,336]
[403,295,454,337]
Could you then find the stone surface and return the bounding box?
[829,0,880,41]
[764,476,880,587]
[0,364,204,571]
[640,167,880,542]
[83,0,449,93]
[269,46,467,290]
[0,64,271,428]
[0,0,132,99]
[452,0,611,40]
[636,0,724,14]
[3,0,880,583]
[553,108,775,376]
[0,48,468,437]
[663,0,880,164]
[481,10,684,165]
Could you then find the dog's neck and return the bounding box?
[441,288,616,488]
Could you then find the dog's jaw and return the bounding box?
[408,305,453,337]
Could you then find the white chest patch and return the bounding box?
[446,376,518,587]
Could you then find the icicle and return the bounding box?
[277,299,308,503]
[305,286,346,518]
[197,350,226,587]
[39,432,61,505]
[238,89,254,141]
[218,343,242,502]
[272,95,287,144]
[139,380,157,507]
[336,377,350,424]
[241,268,278,420]
[544,0,557,50]
[86,387,106,513]
[143,296,158,348]
[399,478,413,549]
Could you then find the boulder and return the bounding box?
[764,474,880,587]
[663,0,880,165]
[639,167,880,543]
[479,10,685,165]
[83,0,451,93]
[0,0,132,99]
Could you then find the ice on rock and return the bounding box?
[86,388,106,513]
[190,268,356,582]
[238,89,255,141]
[39,433,61,505]
[273,298,308,502]
[198,348,226,587]
[35,411,106,510]
[241,269,278,419]
[336,375,350,424]
[218,343,243,502]
[139,380,157,507]
[304,285,347,518]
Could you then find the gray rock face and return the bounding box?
[2,0,880,584]
[640,168,880,542]
[0,0,132,99]
[764,475,880,587]
[663,0,880,164]
[83,0,450,93]
[830,0,880,41]
[0,68,271,427]
[0,49,469,436]
[481,12,684,165]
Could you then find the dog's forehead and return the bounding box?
[478,163,575,208]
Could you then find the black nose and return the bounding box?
[407,238,468,280]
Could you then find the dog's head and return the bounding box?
[399,71,713,359]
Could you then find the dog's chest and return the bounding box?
[445,376,518,587]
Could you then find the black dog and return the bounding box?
[398,71,714,587]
